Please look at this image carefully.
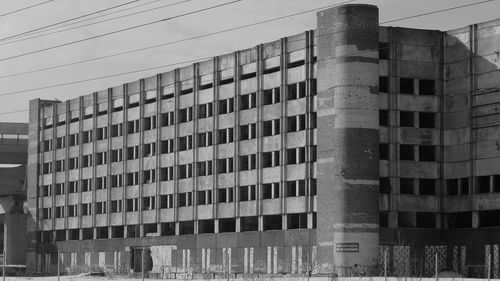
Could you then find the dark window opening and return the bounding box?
[56,230,66,241]
[199,83,213,90]
[198,220,214,234]
[419,79,435,95]
[69,229,79,240]
[479,210,500,227]
[263,66,280,74]
[419,112,436,128]
[400,144,414,160]
[380,143,389,160]
[419,179,436,195]
[379,76,389,93]
[416,212,436,228]
[461,178,469,194]
[241,72,256,80]
[111,226,124,238]
[478,176,490,193]
[380,177,390,194]
[379,110,389,126]
[493,175,500,192]
[219,77,234,85]
[288,60,305,68]
[144,223,157,236]
[180,88,193,96]
[127,225,140,238]
[82,228,93,240]
[161,222,175,236]
[379,42,389,60]
[398,212,414,228]
[96,227,108,239]
[287,213,307,229]
[219,218,236,233]
[400,111,414,127]
[419,145,436,161]
[400,178,414,194]
[240,216,258,232]
[400,78,414,94]
[446,179,459,195]
[179,221,194,235]
[263,215,282,231]
[447,212,472,228]
[379,212,389,228]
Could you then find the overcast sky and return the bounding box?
[0,0,498,123]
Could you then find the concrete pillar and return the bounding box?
[316,4,380,274]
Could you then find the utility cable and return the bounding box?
[0,0,242,62]
[0,0,55,18]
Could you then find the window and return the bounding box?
[217,187,234,203]
[96,202,107,214]
[96,151,107,165]
[180,86,193,96]
[287,213,307,229]
[127,120,139,134]
[127,146,139,160]
[41,208,52,219]
[379,76,389,93]
[219,218,236,233]
[69,134,78,146]
[145,90,156,103]
[161,139,174,154]
[379,42,389,60]
[219,76,234,85]
[478,176,490,193]
[178,135,193,151]
[144,116,156,131]
[399,144,414,160]
[197,160,212,176]
[239,93,256,110]
[241,72,256,80]
[262,87,280,105]
[197,190,212,205]
[128,94,139,108]
[82,179,92,192]
[55,160,65,172]
[262,119,280,136]
[217,157,234,174]
[400,78,414,94]
[239,123,256,141]
[400,178,414,194]
[111,149,123,162]
[143,169,156,184]
[287,115,306,132]
[262,151,280,168]
[55,183,64,195]
[287,147,306,165]
[419,112,436,128]
[111,123,123,137]
[446,179,459,195]
[143,142,156,157]
[447,212,472,228]
[287,82,306,100]
[198,103,213,119]
[42,162,52,174]
[263,215,282,231]
[43,139,52,152]
[419,145,436,161]
[400,111,414,127]
[178,163,193,179]
[96,127,107,140]
[179,107,193,123]
[56,137,65,149]
[162,86,174,100]
[178,192,193,207]
[398,212,414,228]
[113,98,123,112]
[69,181,78,193]
[69,157,78,170]
[82,130,93,143]
[68,205,77,217]
[239,154,256,171]
[286,180,306,197]
[218,128,234,144]
[126,198,139,212]
[111,200,122,213]
[56,114,66,126]
[262,182,280,199]
[111,174,123,188]
[95,176,106,190]
[81,203,92,216]
[416,212,436,228]
[419,179,436,195]
[239,185,256,201]
[379,110,389,126]
[82,154,92,167]
[160,194,174,208]
[161,112,174,127]
[380,143,389,160]
[419,79,435,95]
[241,216,258,232]
[380,177,390,194]
[198,132,212,147]
[161,167,174,181]
[126,172,139,186]
[83,106,93,119]
[218,98,234,114]
[461,177,469,194]
[179,221,194,235]
[199,80,213,90]
[142,196,155,210]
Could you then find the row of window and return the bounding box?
[379,144,436,161]
[42,80,317,130]
[447,175,500,195]
[379,110,436,128]
[378,76,435,95]
[380,210,500,229]
[39,212,317,242]
[379,177,437,195]
[41,145,317,175]
[41,113,317,152]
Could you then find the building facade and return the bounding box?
[27,4,500,277]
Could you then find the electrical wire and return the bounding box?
[0,0,55,18]
[0,0,242,62]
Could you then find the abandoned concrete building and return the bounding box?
[26,3,500,277]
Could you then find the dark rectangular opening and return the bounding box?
[263,66,280,75]
[379,42,389,60]
[56,230,66,241]
[400,111,414,127]
[398,212,414,228]
[379,212,389,228]
[399,144,414,160]
[479,210,500,227]
[419,79,435,95]
[96,227,108,239]
[219,77,234,85]
[288,60,305,69]
[379,110,389,126]
[127,225,140,238]
[461,177,469,194]
[419,179,436,195]
[419,112,436,128]
[219,218,236,233]
[287,213,307,229]
[478,176,491,193]
[380,177,390,194]
[379,76,389,93]
[263,215,282,231]
[161,222,175,236]
[400,178,414,194]
[400,78,414,94]
[199,83,213,90]
[240,216,258,232]
[82,228,93,240]
[447,179,459,195]
[241,72,256,80]
[494,175,500,192]
[144,223,157,236]
[447,212,472,228]
[380,143,389,160]
[68,229,79,240]
[416,212,436,228]
[179,221,194,235]
[111,226,124,238]
[180,88,193,96]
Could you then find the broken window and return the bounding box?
[399,144,414,160]
[416,212,436,228]
[400,78,414,94]
[400,178,414,194]
[198,220,215,234]
[419,179,436,195]
[400,111,414,127]
[240,216,258,232]
[263,215,282,231]
[419,145,436,161]
[419,79,435,95]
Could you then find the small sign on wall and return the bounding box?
[336,243,359,253]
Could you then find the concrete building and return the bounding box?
[26,4,500,277]
[0,122,28,267]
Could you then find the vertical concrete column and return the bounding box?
[316,4,379,274]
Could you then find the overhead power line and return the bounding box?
[0,0,55,18]
[0,0,242,62]
[0,0,140,42]
[0,0,191,46]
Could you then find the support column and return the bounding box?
[316,4,380,275]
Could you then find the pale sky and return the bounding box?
[0,0,498,123]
